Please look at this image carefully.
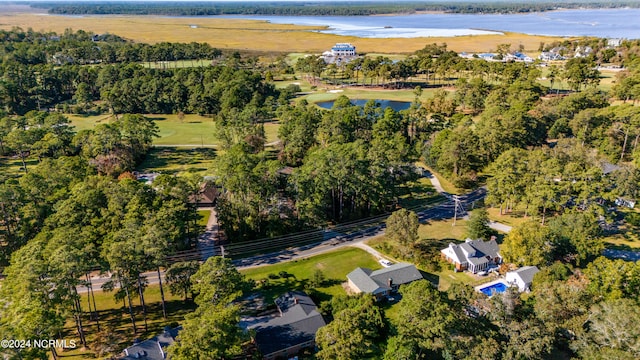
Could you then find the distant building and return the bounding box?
[441,238,502,274]
[574,45,593,58]
[322,43,357,64]
[607,38,623,47]
[249,291,326,360]
[331,43,356,57]
[505,266,540,292]
[347,263,423,300]
[538,51,565,61]
[505,52,534,62]
[122,326,181,360]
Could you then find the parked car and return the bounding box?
[379,259,393,267]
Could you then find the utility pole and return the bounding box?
[220,245,225,258]
[452,195,465,226]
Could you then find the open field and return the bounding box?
[0,13,564,54]
[68,114,280,146]
[241,247,380,303]
[136,147,217,175]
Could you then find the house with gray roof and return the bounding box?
[121,326,180,360]
[347,263,423,300]
[506,266,540,292]
[441,238,502,274]
[249,291,326,360]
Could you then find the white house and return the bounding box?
[505,266,540,292]
[441,238,502,274]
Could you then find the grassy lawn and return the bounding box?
[397,177,444,209]
[241,247,380,304]
[273,78,315,93]
[603,213,640,249]
[197,209,211,227]
[486,207,531,228]
[136,147,217,175]
[0,155,38,178]
[417,163,465,195]
[418,218,469,241]
[68,114,280,147]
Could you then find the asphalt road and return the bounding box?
[79,187,488,292]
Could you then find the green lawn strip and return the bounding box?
[397,177,443,208]
[136,147,217,175]
[263,122,281,144]
[416,163,464,195]
[197,209,211,227]
[0,156,38,177]
[241,247,381,304]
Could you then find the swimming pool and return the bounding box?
[478,281,508,297]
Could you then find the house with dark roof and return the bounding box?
[506,266,540,292]
[249,291,326,360]
[347,263,423,300]
[441,238,502,274]
[121,326,181,360]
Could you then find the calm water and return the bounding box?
[316,99,411,111]
[218,9,640,39]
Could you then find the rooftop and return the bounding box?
[250,291,326,356]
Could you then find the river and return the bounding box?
[217,8,640,39]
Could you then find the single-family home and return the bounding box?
[249,291,326,360]
[505,266,540,292]
[441,238,502,274]
[347,263,423,300]
[122,326,181,360]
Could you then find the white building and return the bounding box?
[331,43,356,57]
[505,266,540,292]
[322,43,357,64]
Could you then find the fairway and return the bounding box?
[0,13,564,54]
[68,114,280,146]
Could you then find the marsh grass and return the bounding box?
[0,14,563,54]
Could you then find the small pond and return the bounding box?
[316,99,412,111]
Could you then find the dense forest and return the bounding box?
[36,0,640,16]
[1,25,640,359]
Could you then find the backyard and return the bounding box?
[241,247,380,304]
